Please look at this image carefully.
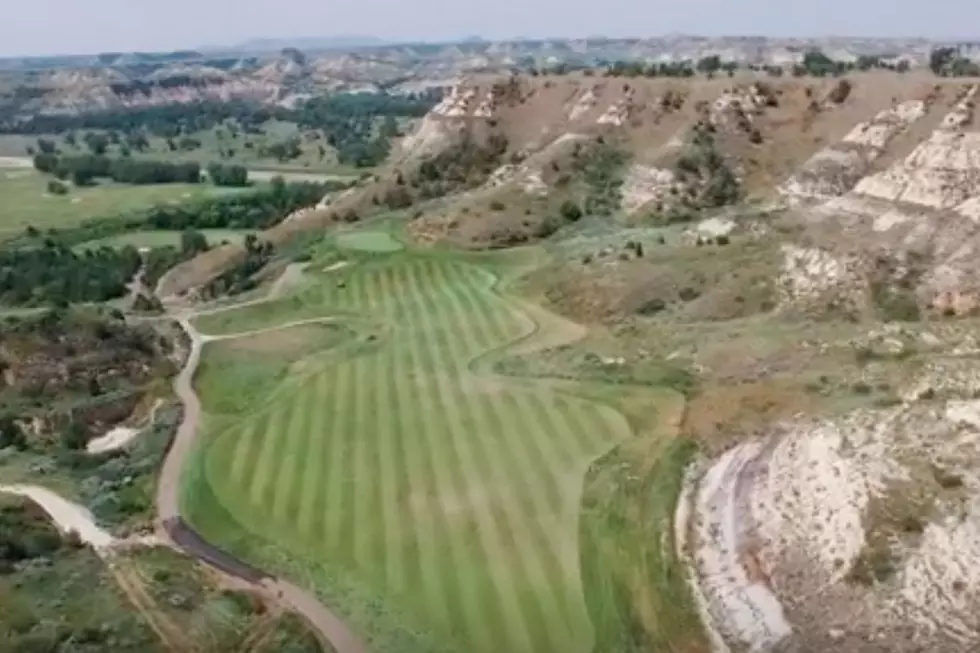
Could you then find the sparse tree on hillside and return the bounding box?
[36,138,57,154]
[180,228,209,256]
[559,199,583,222]
[83,132,109,156]
[72,168,96,187]
[33,153,58,174]
[802,50,837,76]
[696,55,722,75]
[47,180,69,195]
[929,47,956,76]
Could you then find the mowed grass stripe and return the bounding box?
[225,410,272,508]
[409,258,476,640]
[446,263,560,652]
[446,266,579,651]
[335,266,376,565]
[298,371,330,539]
[250,405,289,510]
[228,413,261,488]
[422,260,503,649]
[433,261,540,652]
[374,264,406,594]
[324,360,354,555]
[507,390,592,645]
[352,269,384,574]
[382,263,416,596]
[434,262,544,651]
[385,262,425,606]
[271,382,312,526]
[399,258,454,630]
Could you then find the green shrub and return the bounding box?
[559,199,583,221]
[46,180,69,195]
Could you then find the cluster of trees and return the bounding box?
[0,240,141,306]
[109,74,227,97]
[205,162,249,187]
[142,179,329,231]
[2,100,278,137]
[596,51,913,79]
[203,233,275,297]
[33,153,201,186]
[579,141,628,217]
[258,136,303,162]
[293,91,438,167]
[929,47,980,77]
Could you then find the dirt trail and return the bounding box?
[110,558,193,652]
[155,313,369,653]
[87,398,164,454]
[0,484,116,550]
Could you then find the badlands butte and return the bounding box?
[158,70,980,653]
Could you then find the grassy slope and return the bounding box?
[180,233,692,653]
[0,169,236,239]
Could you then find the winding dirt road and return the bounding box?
[155,315,368,653]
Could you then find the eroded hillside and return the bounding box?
[160,72,959,295]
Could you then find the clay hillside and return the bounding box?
[159,70,980,314]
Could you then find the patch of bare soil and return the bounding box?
[681,381,818,454]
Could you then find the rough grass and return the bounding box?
[0,169,238,240]
[180,243,692,653]
[580,432,708,653]
[130,547,328,653]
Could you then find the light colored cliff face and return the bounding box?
[779,99,929,203]
[772,84,980,315]
[680,352,980,652]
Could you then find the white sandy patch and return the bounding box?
[323,261,350,273]
[697,217,736,238]
[86,426,141,454]
[0,485,114,550]
[86,399,163,454]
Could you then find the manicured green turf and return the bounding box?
[335,230,403,252]
[0,170,237,240]
[183,250,638,653]
[78,228,254,251]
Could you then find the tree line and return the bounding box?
[3,91,442,170]
[0,241,141,306]
[33,152,201,186]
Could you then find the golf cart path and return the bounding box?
[156,313,369,653]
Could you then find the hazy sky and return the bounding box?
[3,0,978,57]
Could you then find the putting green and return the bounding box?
[183,251,634,653]
[335,230,403,252]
